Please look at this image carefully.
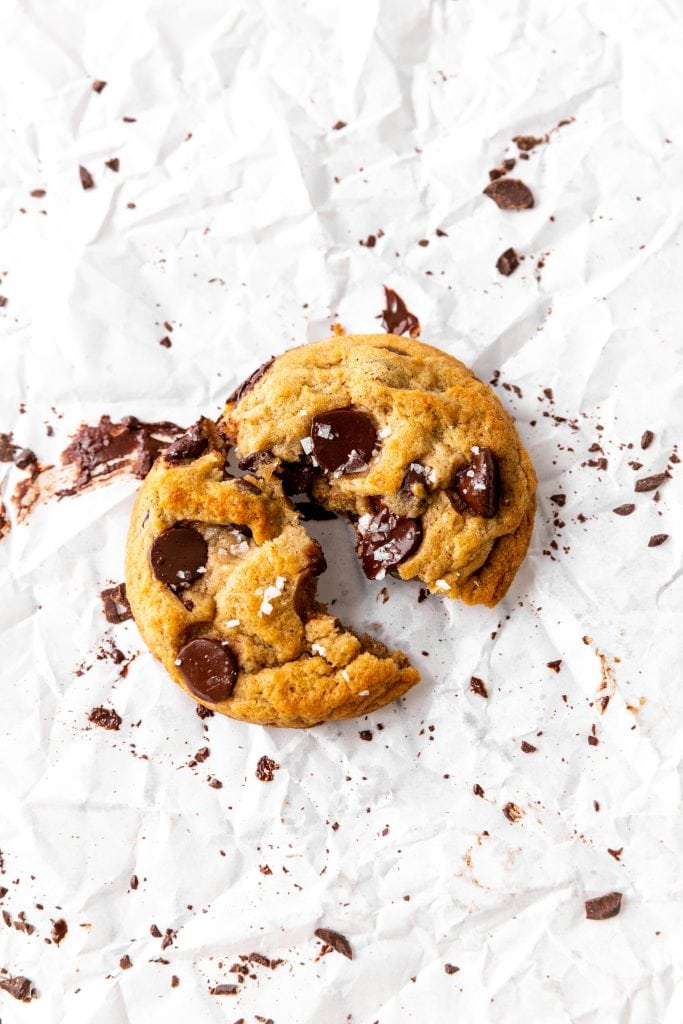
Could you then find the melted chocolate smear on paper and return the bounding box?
[100,583,132,623]
[58,415,185,495]
[379,286,420,337]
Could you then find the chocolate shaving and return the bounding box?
[585,891,622,920]
[314,927,353,960]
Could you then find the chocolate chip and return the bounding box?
[470,677,488,698]
[483,178,534,210]
[640,430,654,449]
[105,157,120,172]
[311,407,377,475]
[635,472,668,492]
[255,756,279,782]
[613,504,635,516]
[585,891,622,920]
[87,706,122,730]
[454,447,499,517]
[177,638,238,703]
[101,583,132,623]
[164,421,209,463]
[648,534,669,547]
[314,928,353,959]
[79,165,95,190]
[357,505,422,579]
[150,525,208,593]
[0,974,36,1002]
[226,357,275,404]
[496,247,519,275]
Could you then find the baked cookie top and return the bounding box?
[125,418,419,727]
[220,333,536,607]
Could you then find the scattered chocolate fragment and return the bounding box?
[159,336,172,348]
[547,660,562,673]
[331,120,347,130]
[502,802,524,822]
[51,919,68,945]
[513,134,544,151]
[0,973,37,1002]
[79,165,95,190]
[164,420,209,463]
[612,504,635,516]
[314,928,353,960]
[483,178,534,210]
[195,704,214,719]
[119,955,133,970]
[130,875,139,890]
[640,430,654,450]
[105,157,120,172]
[520,741,537,753]
[380,286,420,337]
[255,756,279,782]
[0,296,7,307]
[176,638,238,703]
[359,730,373,741]
[150,924,162,938]
[101,583,132,623]
[496,247,519,276]
[92,79,107,93]
[607,847,623,861]
[226,357,275,405]
[13,447,36,469]
[550,493,566,507]
[470,677,488,698]
[635,472,668,493]
[171,975,179,987]
[88,706,122,731]
[356,505,422,579]
[444,964,460,975]
[648,534,669,547]
[585,891,622,920]
[210,984,238,995]
[473,783,485,797]
[311,408,377,475]
[161,928,176,951]
[454,448,499,518]
[150,525,208,593]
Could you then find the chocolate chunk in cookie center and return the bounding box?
[310,408,377,475]
[150,525,208,592]
[357,505,423,580]
[176,638,238,702]
[164,420,209,463]
[454,447,499,518]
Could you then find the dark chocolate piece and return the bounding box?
[177,638,238,703]
[0,973,36,1002]
[444,964,460,974]
[454,447,499,518]
[293,500,336,521]
[255,756,279,782]
[226,357,275,405]
[379,286,420,337]
[314,928,353,959]
[87,706,122,730]
[278,459,317,496]
[120,955,132,969]
[238,450,274,472]
[92,79,107,93]
[612,504,635,516]
[79,165,95,190]
[483,178,534,210]
[105,157,120,172]
[150,525,208,593]
[547,660,562,673]
[496,247,519,276]
[164,421,208,463]
[101,583,132,623]
[400,462,430,495]
[310,408,377,475]
[640,430,654,450]
[357,505,422,579]
[51,919,68,945]
[470,677,488,698]
[585,892,622,920]
[520,741,537,753]
[648,534,668,547]
[635,472,668,492]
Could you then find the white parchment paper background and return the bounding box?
[1,1,682,1021]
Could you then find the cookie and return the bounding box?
[220,333,536,606]
[125,418,419,727]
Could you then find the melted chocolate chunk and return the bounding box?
[310,408,377,475]
[226,357,275,405]
[357,505,422,580]
[454,448,499,518]
[238,450,274,472]
[483,178,534,210]
[379,286,420,337]
[585,891,622,920]
[164,421,209,463]
[278,459,317,496]
[314,928,353,959]
[294,500,336,521]
[177,638,238,703]
[150,526,208,593]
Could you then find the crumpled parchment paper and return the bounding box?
[1,1,682,1021]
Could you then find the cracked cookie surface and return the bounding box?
[125,418,419,727]
[220,333,536,606]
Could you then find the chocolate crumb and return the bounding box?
[119,955,133,970]
[92,79,107,93]
[171,975,179,987]
[417,587,430,603]
[502,802,524,822]
[314,928,353,960]
[469,676,488,698]
[648,534,669,547]
[87,706,122,731]
[51,918,68,945]
[613,504,635,516]
[444,964,460,975]
[130,875,138,890]
[105,158,120,172]
[547,660,562,673]
[607,847,623,861]
[635,472,668,493]
[585,891,622,920]
[159,336,172,348]
[520,741,537,753]
[207,776,223,789]
[161,929,176,951]
[483,178,534,210]
[196,704,214,719]
[331,120,347,130]
[255,756,279,782]
[210,983,238,995]
[150,924,162,938]
[79,165,95,190]
[101,583,132,624]
[359,730,373,741]
[640,430,654,450]
[588,735,599,746]
[496,247,519,276]
[0,296,7,308]
[594,800,600,812]
[550,494,566,506]
[473,784,485,798]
